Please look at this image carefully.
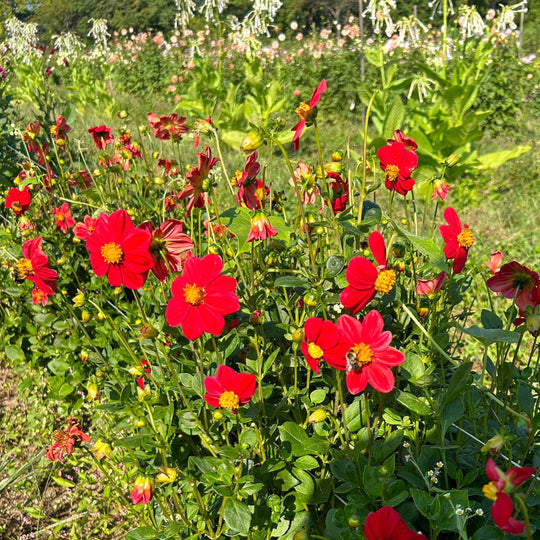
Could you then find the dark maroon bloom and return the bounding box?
[387,129,418,152]
[147,112,189,141]
[487,262,540,312]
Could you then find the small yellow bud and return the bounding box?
[240,131,264,153]
[81,311,91,323]
[93,439,112,460]
[308,409,327,424]
[87,382,99,400]
[155,466,178,484]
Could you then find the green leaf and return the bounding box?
[410,488,432,518]
[293,468,315,503]
[475,145,531,170]
[51,475,75,488]
[397,392,432,416]
[517,385,535,416]
[294,455,319,470]
[382,97,405,138]
[126,527,158,540]
[326,255,346,278]
[4,345,25,361]
[440,399,464,436]
[310,388,327,405]
[223,499,251,535]
[457,325,521,345]
[441,362,473,408]
[274,276,310,288]
[279,422,330,457]
[481,309,503,329]
[361,200,382,228]
[25,507,47,519]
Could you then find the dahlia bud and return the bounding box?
[81,310,91,323]
[332,150,344,162]
[391,243,406,258]
[250,310,263,325]
[292,328,305,343]
[308,409,327,424]
[152,151,160,159]
[93,439,112,460]
[87,382,99,400]
[55,138,66,147]
[213,410,224,420]
[73,290,85,307]
[446,154,459,167]
[526,313,540,337]
[118,110,129,119]
[80,350,89,362]
[139,323,158,339]
[155,466,178,484]
[240,131,264,153]
[416,300,430,319]
[481,433,505,455]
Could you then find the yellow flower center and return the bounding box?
[375,269,396,294]
[307,342,324,360]
[16,258,34,278]
[231,170,243,187]
[457,228,474,249]
[183,283,206,306]
[347,343,373,371]
[101,242,124,264]
[57,212,66,222]
[295,102,311,120]
[219,390,240,411]
[386,164,400,181]
[482,481,498,501]
[12,201,22,212]
[33,289,44,302]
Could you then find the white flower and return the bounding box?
[393,16,428,47]
[407,75,436,103]
[290,21,298,30]
[457,5,486,38]
[495,1,528,34]
[363,0,396,37]
[476,508,484,516]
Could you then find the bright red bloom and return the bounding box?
[5,186,31,216]
[16,237,58,295]
[32,287,50,306]
[486,251,503,274]
[487,262,540,312]
[178,145,219,212]
[52,202,75,233]
[365,506,427,540]
[292,79,327,151]
[247,212,277,242]
[130,476,155,505]
[439,207,474,274]
[378,141,417,195]
[73,215,100,241]
[46,417,91,464]
[86,209,154,289]
[165,254,239,340]
[483,458,535,535]
[301,318,349,373]
[51,115,70,149]
[332,311,405,394]
[328,172,349,214]
[204,364,257,413]
[139,219,194,281]
[88,125,114,150]
[147,112,189,141]
[416,271,447,298]
[340,231,396,314]
[387,130,418,152]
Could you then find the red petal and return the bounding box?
[443,207,462,233]
[369,231,387,267]
[365,363,395,393]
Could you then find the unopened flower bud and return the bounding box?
[526,313,540,336]
[81,310,91,323]
[240,131,264,152]
[292,328,305,343]
[392,243,406,258]
[73,290,85,307]
[332,150,344,162]
[481,433,505,455]
[87,382,99,400]
[446,154,459,167]
[93,439,112,460]
[213,410,224,420]
[308,409,327,424]
[155,466,178,484]
[137,385,151,400]
[139,323,158,339]
[152,151,160,159]
[416,300,429,319]
[118,110,129,119]
[56,138,66,147]
[250,310,263,325]
[80,350,89,362]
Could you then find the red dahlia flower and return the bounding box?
[16,237,58,295]
[234,152,269,210]
[332,310,405,394]
[247,212,277,242]
[204,364,257,413]
[138,219,194,281]
[292,79,327,151]
[73,215,100,241]
[51,115,70,149]
[364,506,427,540]
[86,209,154,289]
[46,417,91,463]
[52,202,75,233]
[378,141,417,195]
[88,125,114,150]
[165,254,239,340]
[439,207,474,274]
[147,112,189,142]
[178,145,219,212]
[486,261,540,312]
[340,231,396,314]
[301,317,349,373]
[130,475,155,505]
[432,178,449,201]
[5,186,31,216]
[32,287,51,306]
[387,129,418,152]
[416,271,447,299]
[483,458,535,535]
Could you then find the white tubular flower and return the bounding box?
[393,16,428,47]
[200,0,228,22]
[4,17,41,64]
[363,0,396,37]
[174,0,196,29]
[407,75,437,103]
[428,0,455,20]
[494,1,528,34]
[457,5,486,38]
[87,18,110,50]
[52,32,84,63]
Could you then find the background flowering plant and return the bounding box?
[0,3,539,539]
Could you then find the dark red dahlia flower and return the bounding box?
[88,125,114,150]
